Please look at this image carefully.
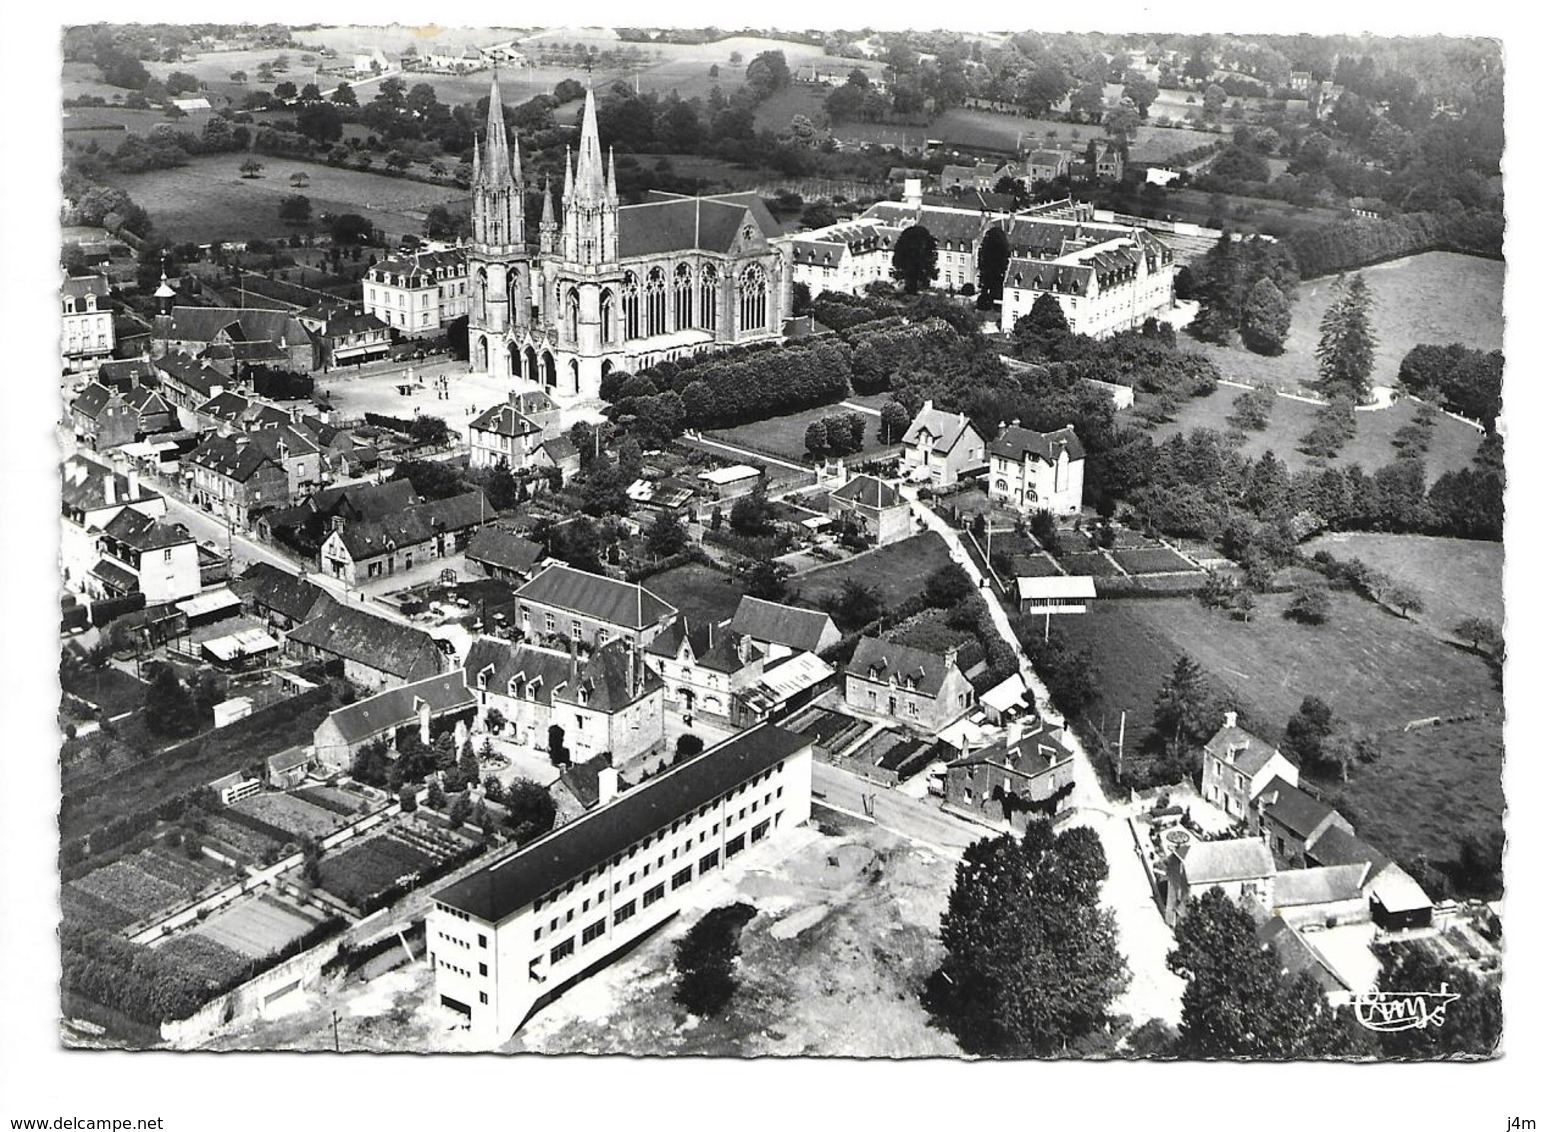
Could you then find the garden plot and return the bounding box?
[234,792,349,839]
[1111,546,1197,575]
[193,893,328,959]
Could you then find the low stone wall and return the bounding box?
[159,933,345,1047]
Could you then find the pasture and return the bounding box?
[1138,385,1484,482]
[1055,590,1503,864]
[112,154,470,244]
[932,108,1218,164]
[1302,532,1504,639]
[792,532,953,610]
[640,562,744,628]
[1183,252,1504,394]
[706,402,896,465]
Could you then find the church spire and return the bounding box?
[574,87,606,203]
[539,175,557,256]
[541,176,555,226]
[481,74,512,184]
[606,146,618,206]
[472,134,481,183]
[563,145,574,199]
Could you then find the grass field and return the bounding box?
[192,892,325,958]
[792,532,952,610]
[1140,386,1484,483]
[706,402,895,465]
[1302,532,1504,640]
[1056,591,1502,863]
[113,153,470,244]
[1183,252,1504,394]
[640,561,744,627]
[931,108,1218,163]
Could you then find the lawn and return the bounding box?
[192,892,327,959]
[792,533,953,609]
[1054,591,1503,864]
[640,561,744,627]
[60,666,146,717]
[1180,252,1504,394]
[112,153,471,244]
[706,401,896,465]
[1139,386,1483,483]
[1302,532,1504,640]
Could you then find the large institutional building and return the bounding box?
[466,79,790,400]
[427,724,813,1041]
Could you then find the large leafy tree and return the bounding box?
[891,224,939,294]
[1012,292,1073,359]
[1168,888,1372,1058]
[1151,654,1218,754]
[976,225,1011,307]
[1315,274,1377,403]
[928,822,1129,1056]
[1239,278,1292,355]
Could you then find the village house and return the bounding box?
[730,595,840,661]
[1164,838,1276,926]
[295,304,393,369]
[987,423,1086,516]
[844,637,975,734]
[531,436,581,485]
[70,383,177,452]
[257,479,417,554]
[942,716,1077,831]
[515,564,677,652]
[60,455,166,595]
[318,490,491,586]
[900,400,986,487]
[828,474,913,546]
[464,527,545,583]
[153,353,227,417]
[1252,777,1354,868]
[285,601,448,691]
[468,393,548,471]
[62,274,115,372]
[155,306,317,374]
[1093,143,1125,182]
[265,747,311,789]
[427,724,812,1042]
[1025,148,1072,182]
[312,672,477,771]
[362,247,470,336]
[88,506,201,604]
[183,430,316,528]
[1200,711,1302,822]
[465,636,665,767]
[939,160,1018,194]
[230,563,331,637]
[644,618,764,724]
[1304,825,1434,931]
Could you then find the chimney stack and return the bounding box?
[102,473,117,507]
[1006,717,1024,749]
[1224,710,1238,730]
[597,766,619,808]
[943,644,959,670]
[127,471,141,501]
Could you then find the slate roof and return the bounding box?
[160,305,309,347]
[903,404,980,455]
[62,275,110,299]
[1272,864,1370,908]
[287,603,444,682]
[470,401,542,439]
[231,562,330,624]
[848,636,960,697]
[947,718,1072,777]
[102,507,192,551]
[730,596,836,654]
[1257,777,1338,840]
[465,527,544,576]
[97,357,159,387]
[71,383,115,421]
[156,352,226,399]
[464,637,573,706]
[988,424,1085,464]
[329,491,489,559]
[830,474,903,510]
[1178,838,1275,885]
[1204,722,1284,778]
[198,390,251,423]
[1305,825,1389,873]
[540,436,578,463]
[617,193,778,258]
[516,564,675,630]
[645,617,760,675]
[554,639,664,713]
[434,724,810,923]
[186,435,283,483]
[318,672,474,745]
[90,558,140,593]
[60,454,162,514]
[368,248,467,287]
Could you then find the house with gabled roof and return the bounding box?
[70,382,176,452]
[465,527,545,583]
[60,454,166,595]
[183,431,307,528]
[515,563,677,651]
[844,636,975,735]
[312,672,477,770]
[468,392,548,471]
[531,435,580,485]
[256,478,418,553]
[1253,777,1354,868]
[155,305,317,373]
[1305,825,1434,931]
[1201,710,1301,821]
[943,716,1077,830]
[318,490,490,585]
[987,423,1085,516]
[730,595,840,661]
[1025,148,1072,182]
[90,506,201,603]
[153,352,227,415]
[900,399,986,487]
[644,617,764,724]
[285,601,447,691]
[230,562,330,635]
[1164,837,1275,926]
[62,273,115,371]
[828,474,913,546]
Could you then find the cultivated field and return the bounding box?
[112,154,470,244]
[1303,532,1505,639]
[706,402,897,465]
[233,792,349,839]
[792,532,952,609]
[640,562,744,627]
[1183,252,1504,394]
[192,892,327,958]
[1056,590,1503,864]
[1140,386,1484,483]
[65,846,230,930]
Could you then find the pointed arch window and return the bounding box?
[738,264,767,335]
[622,272,640,340]
[600,289,615,345]
[646,267,667,338]
[699,264,719,332]
[565,288,581,344]
[673,264,693,331]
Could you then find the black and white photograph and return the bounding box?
[1,3,1541,1127]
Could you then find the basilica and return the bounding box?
[468,78,791,400]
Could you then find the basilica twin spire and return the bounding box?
[473,75,617,262]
